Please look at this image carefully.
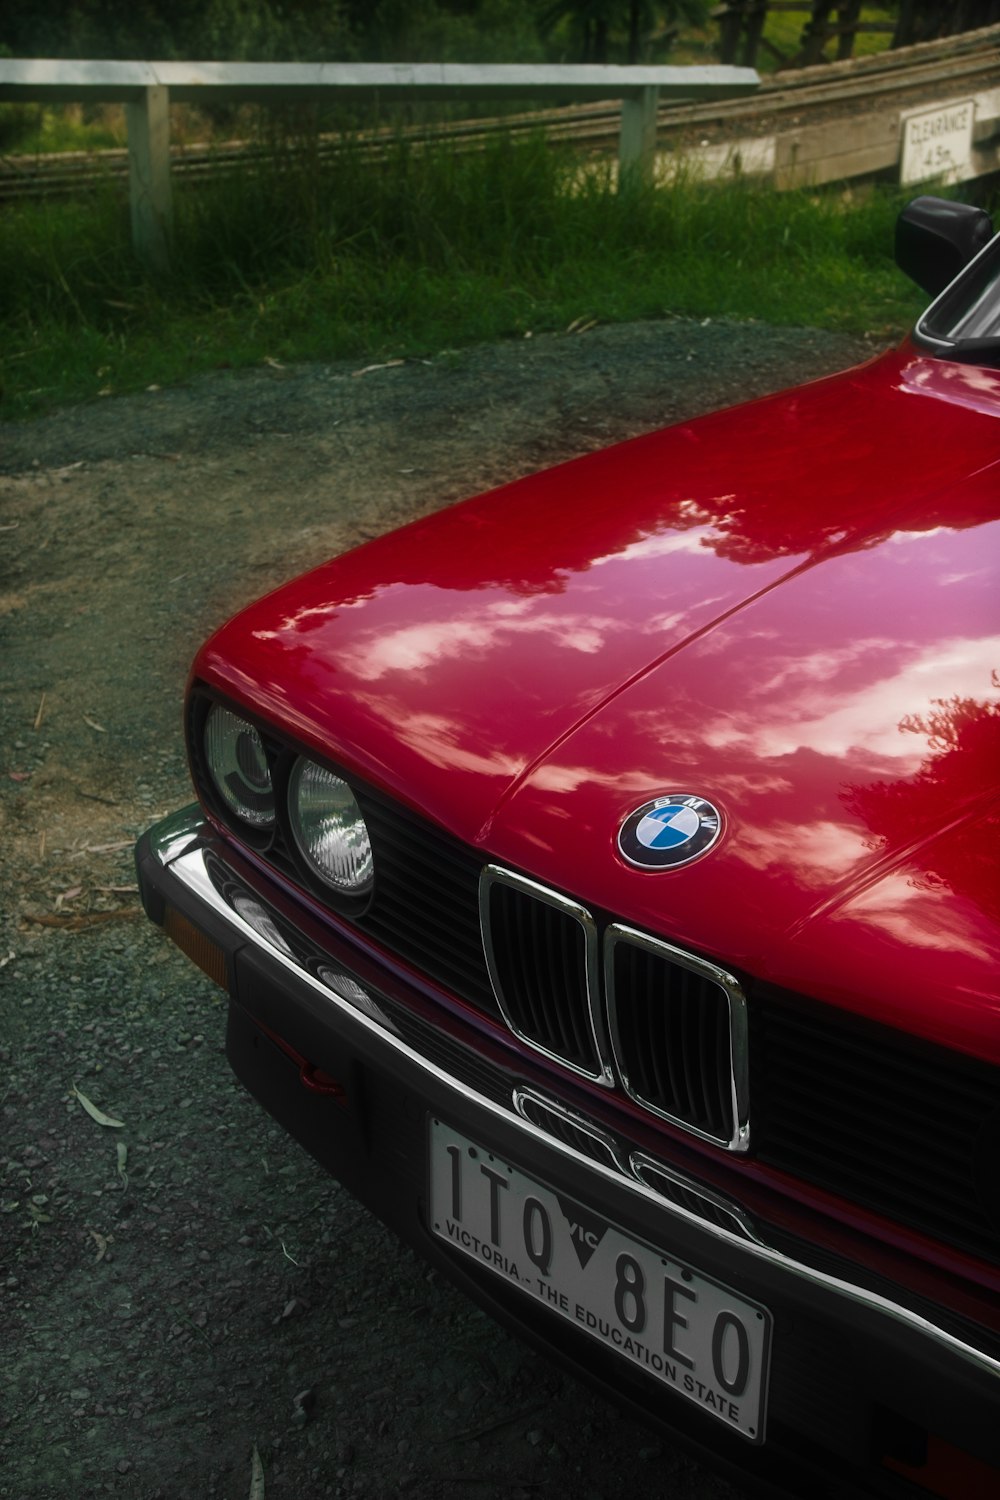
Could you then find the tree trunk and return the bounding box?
[801,1,835,65]
[836,0,861,59]
[595,15,610,64]
[628,0,641,63]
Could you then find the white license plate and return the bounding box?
[429,1118,770,1443]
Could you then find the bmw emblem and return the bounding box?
[618,795,723,870]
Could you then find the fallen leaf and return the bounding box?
[89,1228,111,1262]
[33,693,46,731]
[74,1086,125,1129]
[248,1442,266,1500]
[82,716,107,734]
[74,840,134,856]
[290,1386,316,1428]
[351,358,405,378]
[23,910,137,930]
[8,771,30,782]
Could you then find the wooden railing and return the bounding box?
[717,1,895,68]
[0,59,758,270]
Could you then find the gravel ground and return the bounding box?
[0,316,880,1500]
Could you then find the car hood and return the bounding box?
[197,347,1000,1058]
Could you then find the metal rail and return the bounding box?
[0,59,758,269]
[1,29,998,247]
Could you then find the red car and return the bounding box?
[137,197,1000,1499]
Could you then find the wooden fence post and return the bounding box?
[741,1,768,66]
[619,85,660,185]
[126,84,172,272]
[836,1,862,60]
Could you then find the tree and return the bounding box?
[844,684,1000,924]
[893,0,1000,48]
[536,0,709,65]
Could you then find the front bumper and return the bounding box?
[136,807,1000,1500]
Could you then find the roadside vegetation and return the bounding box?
[0,133,935,419]
[0,1,979,418]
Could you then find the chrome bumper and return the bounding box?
[140,805,1000,1392]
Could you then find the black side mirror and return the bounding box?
[895,197,994,299]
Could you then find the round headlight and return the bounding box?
[204,705,274,828]
[289,759,374,895]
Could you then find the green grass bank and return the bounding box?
[0,135,936,420]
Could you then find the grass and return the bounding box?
[0,133,932,419]
[0,102,127,154]
[757,3,895,70]
[668,4,895,72]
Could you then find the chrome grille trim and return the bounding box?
[605,924,751,1153]
[479,865,614,1085]
[513,1087,628,1173]
[631,1153,763,1244]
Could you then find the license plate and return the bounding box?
[429,1118,770,1443]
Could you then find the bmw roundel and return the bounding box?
[618,795,722,870]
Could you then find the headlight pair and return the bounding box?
[203,704,373,896]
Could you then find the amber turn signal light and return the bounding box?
[163,906,228,990]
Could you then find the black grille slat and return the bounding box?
[510,891,547,1043]
[518,1095,621,1171]
[611,939,735,1145]
[662,966,687,1115]
[645,952,671,1107]
[487,881,597,1073]
[681,974,702,1126]
[767,1079,978,1168]
[770,1134,979,1212]
[753,993,998,1262]
[350,787,496,1011]
[561,912,592,1063]
[532,898,566,1055]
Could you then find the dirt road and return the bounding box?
[0,317,877,1500]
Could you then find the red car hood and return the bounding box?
[197,347,1000,1059]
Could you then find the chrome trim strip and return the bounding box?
[149,814,1000,1386]
[513,1088,763,1242]
[604,923,751,1154]
[630,1152,764,1245]
[913,225,1000,357]
[513,1087,629,1173]
[479,864,614,1086]
[149,802,209,866]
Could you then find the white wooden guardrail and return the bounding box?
[0,59,759,270]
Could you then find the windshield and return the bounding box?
[915,234,1000,365]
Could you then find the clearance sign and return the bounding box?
[901,99,976,186]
